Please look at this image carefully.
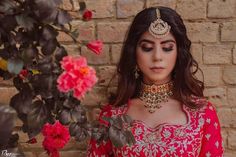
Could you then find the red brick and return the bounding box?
[97,22,131,43]
[0,87,18,105]
[116,0,144,18]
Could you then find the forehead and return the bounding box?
[139,31,176,43]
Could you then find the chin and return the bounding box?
[146,78,167,84]
[145,75,171,84]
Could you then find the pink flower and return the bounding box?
[86,40,103,55]
[57,72,75,92]
[42,121,70,157]
[60,56,87,71]
[57,56,98,100]
[83,10,93,21]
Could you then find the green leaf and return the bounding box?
[69,122,79,136]
[106,115,136,148]
[55,46,67,62]
[59,109,72,125]
[71,29,79,39]
[10,92,33,114]
[0,0,16,14]
[0,106,17,147]
[13,77,24,91]
[62,99,75,109]
[42,25,58,40]
[0,15,17,32]
[7,58,23,75]
[74,126,88,141]
[71,106,87,124]
[38,63,53,74]
[124,130,136,146]
[101,116,112,125]
[27,100,49,130]
[41,39,57,55]
[7,133,20,148]
[122,114,133,124]
[109,126,126,148]
[27,100,50,138]
[15,30,28,44]
[22,47,38,63]
[15,14,36,31]
[57,9,72,25]
[112,116,123,129]
[33,0,59,23]
[8,33,16,46]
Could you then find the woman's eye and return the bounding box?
[141,46,153,52]
[162,47,173,52]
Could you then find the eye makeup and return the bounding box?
[140,43,153,52]
[162,46,173,52]
[138,38,176,53]
[141,46,153,52]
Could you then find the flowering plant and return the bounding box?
[0,0,134,155]
[0,0,103,153]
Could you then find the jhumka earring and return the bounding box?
[134,66,140,79]
[148,8,171,39]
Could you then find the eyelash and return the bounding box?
[163,47,173,52]
[141,47,153,52]
[141,46,173,52]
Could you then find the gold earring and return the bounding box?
[135,66,140,79]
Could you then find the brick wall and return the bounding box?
[0,0,236,156]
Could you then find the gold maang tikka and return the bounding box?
[148,8,171,38]
[139,81,174,113]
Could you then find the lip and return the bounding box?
[150,66,164,69]
[150,67,164,73]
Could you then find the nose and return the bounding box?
[152,45,163,62]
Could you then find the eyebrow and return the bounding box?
[138,39,176,45]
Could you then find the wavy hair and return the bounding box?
[109,7,205,109]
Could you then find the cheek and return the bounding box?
[136,50,150,68]
[167,50,177,69]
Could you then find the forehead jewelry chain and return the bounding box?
[148,8,171,39]
[139,81,174,113]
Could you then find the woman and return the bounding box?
[87,7,224,157]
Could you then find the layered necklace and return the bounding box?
[138,81,174,113]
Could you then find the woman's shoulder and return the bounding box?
[195,99,219,116]
[189,99,221,128]
[202,101,220,122]
[185,97,220,122]
[187,96,217,114]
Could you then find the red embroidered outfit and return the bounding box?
[87,101,224,157]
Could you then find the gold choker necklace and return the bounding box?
[138,81,174,113]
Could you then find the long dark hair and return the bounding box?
[109,7,205,109]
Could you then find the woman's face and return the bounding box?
[136,31,177,85]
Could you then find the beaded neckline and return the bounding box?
[122,101,191,131]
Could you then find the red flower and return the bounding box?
[19,69,28,79]
[86,40,103,55]
[42,121,70,157]
[83,10,93,21]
